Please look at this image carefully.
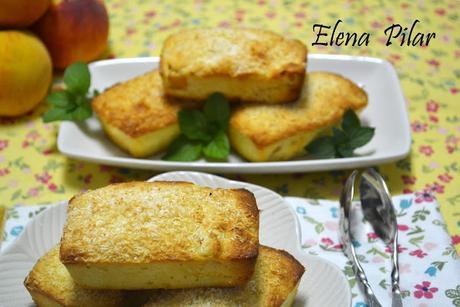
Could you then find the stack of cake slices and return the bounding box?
[24,181,305,306]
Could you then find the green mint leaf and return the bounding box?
[74,95,90,106]
[64,62,91,94]
[203,130,230,160]
[342,109,361,133]
[204,92,230,130]
[348,127,375,149]
[71,103,93,121]
[178,109,211,142]
[168,93,232,161]
[332,127,349,145]
[42,108,73,123]
[306,109,375,159]
[42,62,95,123]
[162,135,202,161]
[337,143,354,158]
[305,136,336,158]
[47,92,71,108]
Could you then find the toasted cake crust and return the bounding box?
[92,70,199,157]
[60,181,258,265]
[92,70,190,138]
[59,181,259,289]
[229,72,368,161]
[160,28,307,104]
[145,246,305,307]
[24,246,130,307]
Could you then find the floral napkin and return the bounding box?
[1,204,49,251]
[286,193,460,307]
[2,194,459,307]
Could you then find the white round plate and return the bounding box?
[0,171,350,307]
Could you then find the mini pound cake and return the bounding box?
[92,70,196,158]
[229,72,368,161]
[24,245,148,307]
[145,246,305,307]
[59,181,259,290]
[24,245,303,307]
[160,28,307,104]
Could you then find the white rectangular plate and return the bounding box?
[58,55,411,173]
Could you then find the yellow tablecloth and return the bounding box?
[1,0,459,253]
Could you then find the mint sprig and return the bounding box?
[162,135,203,161]
[306,109,375,159]
[42,62,93,123]
[203,130,230,160]
[163,93,230,161]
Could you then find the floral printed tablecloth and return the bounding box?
[0,0,459,254]
[2,194,459,306]
[290,194,460,307]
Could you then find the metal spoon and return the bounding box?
[359,168,402,307]
[340,169,403,307]
[340,170,382,307]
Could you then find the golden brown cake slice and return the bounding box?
[229,72,368,161]
[24,245,303,307]
[59,181,259,290]
[92,70,196,158]
[160,28,307,104]
[144,246,305,307]
[24,245,147,307]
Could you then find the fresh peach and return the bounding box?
[0,0,50,27]
[0,31,52,117]
[33,0,109,69]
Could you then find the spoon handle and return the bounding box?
[392,292,403,307]
[391,233,403,307]
[340,171,383,307]
[348,246,383,307]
